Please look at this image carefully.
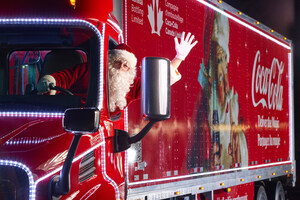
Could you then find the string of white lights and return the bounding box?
[196,0,291,50]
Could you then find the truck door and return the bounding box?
[0,19,108,199]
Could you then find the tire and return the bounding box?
[256,185,268,200]
[273,181,285,200]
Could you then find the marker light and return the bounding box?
[199,187,204,190]
[271,30,274,33]
[218,0,222,3]
[240,178,244,182]
[227,188,231,193]
[220,183,225,186]
[256,21,260,25]
[286,170,289,173]
[272,172,276,176]
[129,160,293,186]
[175,191,180,195]
[70,0,76,8]
[238,12,242,15]
[196,0,291,49]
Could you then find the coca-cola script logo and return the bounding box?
[251,51,284,111]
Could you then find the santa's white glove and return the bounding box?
[174,32,198,60]
[37,75,56,95]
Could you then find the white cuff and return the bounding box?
[42,75,56,86]
[41,75,56,95]
[175,54,185,61]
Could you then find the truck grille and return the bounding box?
[0,166,29,200]
[79,151,95,183]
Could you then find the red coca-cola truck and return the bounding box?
[0,0,295,199]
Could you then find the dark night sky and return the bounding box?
[225,0,294,38]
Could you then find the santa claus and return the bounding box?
[37,32,198,115]
[187,10,248,171]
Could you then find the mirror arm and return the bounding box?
[128,120,157,144]
[113,120,157,153]
[48,134,82,198]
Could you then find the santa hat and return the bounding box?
[211,12,230,62]
[109,43,137,69]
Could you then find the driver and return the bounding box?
[37,32,198,114]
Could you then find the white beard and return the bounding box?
[108,64,136,112]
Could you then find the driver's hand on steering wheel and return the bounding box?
[37,75,56,95]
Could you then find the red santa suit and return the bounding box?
[39,34,197,115]
[51,63,142,110]
[51,62,181,115]
[51,63,89,104]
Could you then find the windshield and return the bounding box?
[0,21,101,112]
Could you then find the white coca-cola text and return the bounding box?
[251,51,284,111]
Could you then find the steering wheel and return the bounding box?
[26,83,74,95]
[49,84,74,95]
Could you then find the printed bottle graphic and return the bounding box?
[212,80,220,168]
[147,0,164,35]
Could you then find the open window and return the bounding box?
[0,21,101,112]
[107,37,123,120]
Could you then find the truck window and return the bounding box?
[8,50,87,95]
[9,50,48,95]
[0,23,101,111]
[107,38,122,120]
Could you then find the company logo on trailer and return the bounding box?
[251,50,284,111]
[147,0,164,35]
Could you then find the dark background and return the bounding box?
[224,0,299,198]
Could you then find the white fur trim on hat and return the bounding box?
[109,49,137,69]
[211,12,230,62]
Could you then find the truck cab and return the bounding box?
[0,1,139,199]
[0,0,295,200]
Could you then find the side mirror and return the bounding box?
[49,108,100,198]
[63,108,100,134]
[141,57,170,121]
[113,57,171,153]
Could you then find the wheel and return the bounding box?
[51,85,74,95]
[273,181,285,200]
[256,185,268,200]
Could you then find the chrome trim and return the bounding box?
[107,18,124,43]
[128,161,291,186]
[288,46,296,186]
[127,164,293,200]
